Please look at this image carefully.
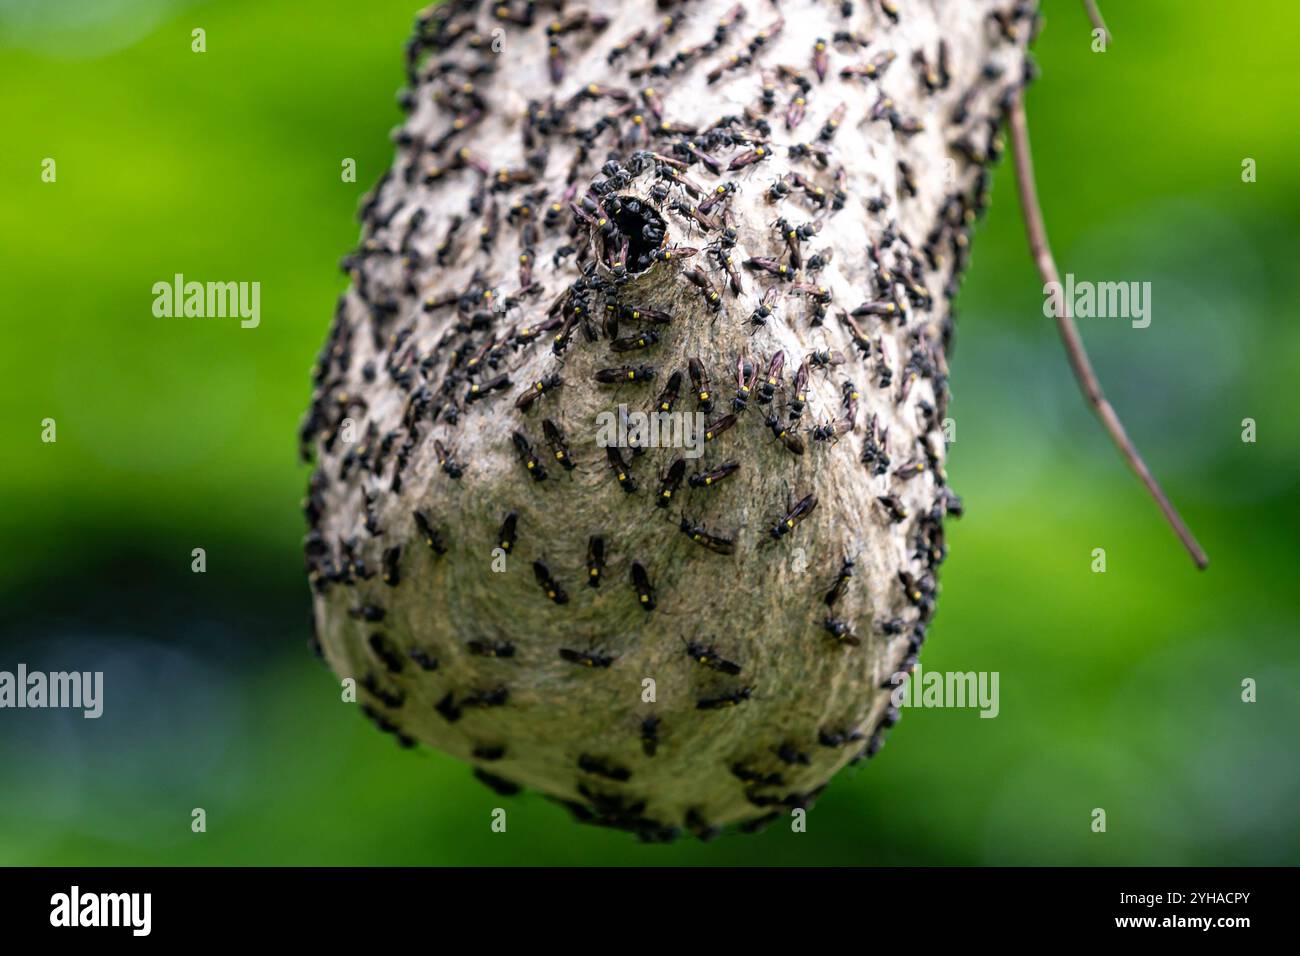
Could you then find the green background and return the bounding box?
[1,0,1296,865]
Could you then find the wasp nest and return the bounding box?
[301,0,1035,840]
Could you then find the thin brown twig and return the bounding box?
[1007,96,1208,570]
[1083,0,1112,45]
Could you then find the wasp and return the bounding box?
[610,329,660,352]
[988,7,1022,42]
[943,488,965,518]
[586,535,606,586]
[689,460,740,489]
[697,687,752,710]
[732,355,758,411]
[841,50,896,80]
[366,633,403,674]
[776,217,821,268]
[698,182,737,217]
[786,89,808,131]
[771,492,817,539]
[684,268,722,311]
[477,197,500,251]
[432,215,464,267]
[342,535,373,580]
[606,447,637,493]
[791,172,829,207]
[706,52,748,86]
[348,602,386,624]
[658,162,706,198]
[894,457,925,481]
[765,415,805,455]
[710,245,744,296]
[839,310,872,356]
[684,637,742,675]
[497,511,519,554]
[560,647,615,669]
[776,744,811,766]
[640,716,661,757]
[743,105,773,137]
[913,44,949,94]
[409,648,438,672]
[703,412,737,442]
[659,119,699,137]
[620,402,644,456]
[671,200,720,233]
[744,256,796,281]
[748,286,781,330]
[880,617,907,637]
[862,413,891,475]
[533,560,568,605]
[577,754,631,782]
[547,40,567,85]
[681,140,723,174]
[822,616,860,646]
[841,379,860,418]
[805,248,834,273]
[653,244,701,266]
[653,457,687,509]
[824,555,855,607]
[617,303,674,325]
[950,87,977,126]
[757,350,785,404]
[729,144,771,170]
[608,25,650,65]
[758,69,778,111]
[812,37,830,82]
[467,639,516,659]
[511,430,548,481]
[788,141,831,172]
[687,357,714,411]
[433,440,465,479]
[541,419,575,471]
[653,370,682,414]
[462,686,509,709]
[817,102,846,142]
[630,561,656,611]
[381,545,402,586]
[730,763,784,786]
[792,281,832,310]
[897,159,917,197]
[595,365,657,386]
[413,510,448,556]
[463,337,499,376]
[788,357,811,421]
[877,494,909,523]
[818,727,864,748]
[514,374,562,410]
[898,569,931,607]
[435,692,463,724]
[812,415,852,444]
[852,298,901,320]
[570,195,613,235]
[765,174,792,202]
[678,516,736,555]
[639,85,665,120]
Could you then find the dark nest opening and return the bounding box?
[600,195,667,274]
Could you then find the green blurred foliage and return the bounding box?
[1,0,1297,865]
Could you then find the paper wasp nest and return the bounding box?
[301,0,1035,839]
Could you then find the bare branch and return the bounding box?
[1007,95,1208,570]
[1083,0,1112,44]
